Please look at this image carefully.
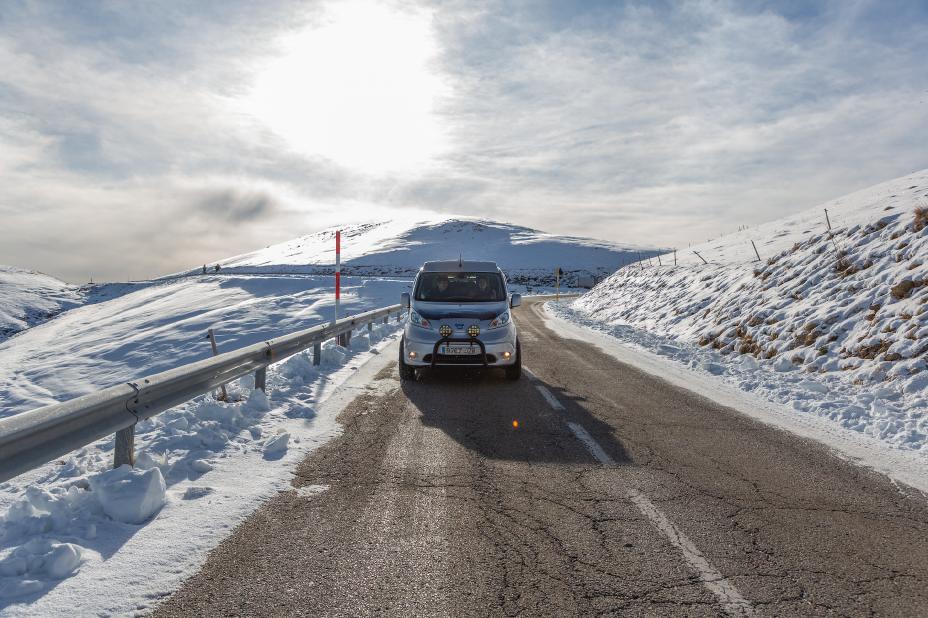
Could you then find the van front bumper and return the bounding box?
[403,334,517,367]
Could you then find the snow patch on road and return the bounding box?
[293,484,329,498]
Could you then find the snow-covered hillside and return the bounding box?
[559,169,928,452]
[193,217,661,287]
[0,268,83,343]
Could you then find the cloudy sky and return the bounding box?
[1,0,926,282]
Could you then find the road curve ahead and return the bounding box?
[156,297,928,617]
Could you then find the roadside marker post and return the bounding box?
[555,266,561,302]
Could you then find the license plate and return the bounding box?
[440,344,479,355]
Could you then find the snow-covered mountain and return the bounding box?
[194,217,662,286]
[0,267,84,342]
[560,168,928,451]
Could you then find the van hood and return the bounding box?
[412,301,508,321]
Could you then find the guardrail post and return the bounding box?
[114,425,135,468]
[206,329,228,401]
[255,367,267,392]
[367,322,373,333]
[383,316,388,325]
[313,342,322,366]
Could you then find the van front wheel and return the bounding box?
[505,340,522,381]
[399,338,416,381]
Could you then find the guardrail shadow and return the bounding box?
[400,368,630,465]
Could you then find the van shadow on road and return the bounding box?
[400,367,630,466]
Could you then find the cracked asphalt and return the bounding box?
[155,298,928,617]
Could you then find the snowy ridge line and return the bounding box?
[0,304,403,484]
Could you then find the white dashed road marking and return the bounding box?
[526,367,754,617]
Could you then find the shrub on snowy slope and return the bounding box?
[573,170,928,396]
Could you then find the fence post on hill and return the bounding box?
[674,250,677,266]
[824,208,832,231]
[114,425,135,468]
[693,250,708,265]
[657,253,662,266]
[751,240,761,262]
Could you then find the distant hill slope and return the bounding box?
[0,266,84,342]
[190,217,662,286]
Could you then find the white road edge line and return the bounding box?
[527,366,753,616]
[535,384,565,411]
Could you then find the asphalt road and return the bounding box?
[155,298,928,617]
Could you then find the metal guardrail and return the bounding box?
[0,304,404,484]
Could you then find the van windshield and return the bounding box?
[414,272,506,303]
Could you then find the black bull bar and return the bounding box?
[430,337,488,368]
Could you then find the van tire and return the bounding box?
[399,338,416,381]
[505,340,522,381]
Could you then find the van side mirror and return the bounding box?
[510,293,521,308]
[401,292,410,308]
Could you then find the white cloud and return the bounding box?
[0,0,925,281]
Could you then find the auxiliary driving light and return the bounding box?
[408,351,417,359]
[439,324,453,337]
[467,324,480,338]
[502,351,512,359]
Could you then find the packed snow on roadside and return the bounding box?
[554,169,928,454]
[0,268,84,343]
[0,270,407,613]
[0,314,401,614]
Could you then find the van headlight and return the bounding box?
[488,311,511,330]
[409,310,432,330]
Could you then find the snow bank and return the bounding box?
[90,466,166,525]
[562,169,928,452]
[0,275,409,415]
[0,320,402,613]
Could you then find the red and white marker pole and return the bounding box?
[334,230,341,324]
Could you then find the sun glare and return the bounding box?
[245,1,447,174]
